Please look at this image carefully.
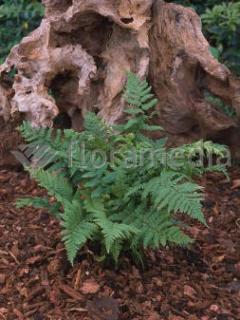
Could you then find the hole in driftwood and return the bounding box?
[121,17,134,24]
[1,67,17,86]
[50,13,113,58]
[49,70,79,102]
[53,112,72,129]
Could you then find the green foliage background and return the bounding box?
[0,0,44,63]
[0,0,239,74]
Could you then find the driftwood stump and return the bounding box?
[0,0,240,165]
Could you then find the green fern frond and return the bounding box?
[61,200,97,264]
[16,196,50,210]
[131,209,193,249]
[94,213,139,254]
[142,171,205,224]
[204,164,229,177]
[16,197,61,218]
[83,112,110,138]
[18,122,84,170]
[117,73,162,135]
[173,140,228,159]
[29,169,73,202]
[109,241,123,264]
[19,122,60,147]
[125,73,158,110]
[84,198,139,254]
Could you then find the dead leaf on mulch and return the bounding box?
[0,273,6,284]
[13,308,24,320]
[49,286,61,305]
[47,257,60,274]
[58,283,83,301]
[87,297,119,320]
[209,304,220,313]
[147,311,161,320]
[184,285,197,299]
[81,279,100,295]
[0,308,8,319]
[231,179,240,189]
[26,255,43,265]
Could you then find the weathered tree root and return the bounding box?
[149,1,240,146]
[0,0,239,154]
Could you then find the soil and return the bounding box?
[0,169,239,320]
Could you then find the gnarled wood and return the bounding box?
[0,0,239,159]
[149,1,240,145]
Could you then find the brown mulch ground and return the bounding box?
[0,169,239,320]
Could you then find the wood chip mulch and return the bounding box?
[0,169,239,320]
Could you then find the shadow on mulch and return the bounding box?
[0,169,239,320]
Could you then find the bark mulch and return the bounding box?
[0,169,239,320]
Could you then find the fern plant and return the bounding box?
[16,73,229,265]
[115,72,162,138]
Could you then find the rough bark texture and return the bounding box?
[0,0,240,164]
[149,1,240,146]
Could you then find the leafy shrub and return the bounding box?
[201,2,240,74]
[16,73,228,265]
[0,0,44,63]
